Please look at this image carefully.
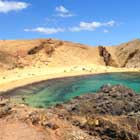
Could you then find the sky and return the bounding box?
[0,0,140,46]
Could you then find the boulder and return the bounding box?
[0,102,11,118]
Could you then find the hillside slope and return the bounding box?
[0,38,140,70]
[0,39,104,70]
[114,39,140,68]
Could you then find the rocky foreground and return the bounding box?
[1,85,140,140]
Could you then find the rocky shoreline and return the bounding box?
[1,84,140,140]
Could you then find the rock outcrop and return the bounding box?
[98,46,117,67]
[98,46,111,66]
[28,42,46,55]
[64,84,140,116]
[61,84,140,140]
[0,101,11,118]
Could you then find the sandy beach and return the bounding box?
[0,64,140,92]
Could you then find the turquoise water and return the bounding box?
[23,72,140,108]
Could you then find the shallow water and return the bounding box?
[21,72,140,108]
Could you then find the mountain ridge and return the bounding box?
[0,38,140,70]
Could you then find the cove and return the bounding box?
[2,72,140,108]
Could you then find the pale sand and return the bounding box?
[0,64,140,92]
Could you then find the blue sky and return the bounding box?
[0,0,139,46]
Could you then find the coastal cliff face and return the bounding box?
[1,85,140,140]
[0,38,140,70]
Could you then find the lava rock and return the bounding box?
[45,122,59,130]
[0,102,11,118]
[64,85,140,116]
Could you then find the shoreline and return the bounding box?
[0,64,140,92]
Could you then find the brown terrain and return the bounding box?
[1,38,140,140]
[1,85,140,140]
[0,38,140,70]
[0,38,140,91]
[0,39,102,70]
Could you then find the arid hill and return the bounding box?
[115,39,140,68]
[0,39,103,70]
[0,38,140,70]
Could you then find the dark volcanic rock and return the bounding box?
[0,101,11,118]
[82,116,139,140]
[98,46,117,66]
[98,84,136,97]
[28,42,46,55]
[64,84,139,116]
[45,122,59,130]
[60,84,140,140]
[98,46,111,66]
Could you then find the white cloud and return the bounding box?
[55,5,74,18]
[69,20,116,32]
[104,20,115,26]
[57,12,73,18]
[24,27,65,34]
[56,5,68,13]
[24,20,117,34]
[80,21,102,30]
[0,0,29,13]
[103,29,109,33]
